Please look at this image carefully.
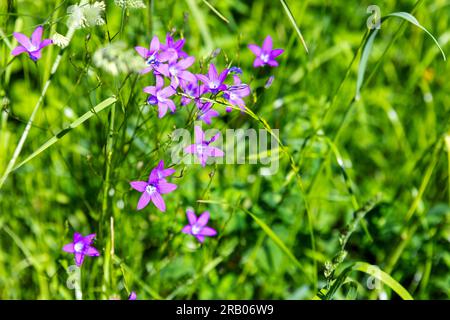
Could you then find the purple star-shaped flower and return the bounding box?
[11,26,52,62]
[223,75,251,112]
[143,75,177,118]
[130,161,177,212]
[197,102,219,125]
[184,126,224,167]
[135,36,175,75]
[248,35,284,68]
[196,64,229,94]
[155,56,196,88]
[154,159,176,179]
[160,33,188,60]
[182,209,217,243]
[63,232,100,267]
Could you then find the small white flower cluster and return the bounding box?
[51,32,70,48]
[114,0,146,9]
[93,41,144,76]
[67,0,106,29]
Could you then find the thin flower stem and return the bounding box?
[0,23,77,190]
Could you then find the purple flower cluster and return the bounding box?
[135,33,256,122]
[53,32,284,298]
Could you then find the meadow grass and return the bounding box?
[0,0,449,299]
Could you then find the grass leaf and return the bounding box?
[279,0,309,53]
[12,96,117,172]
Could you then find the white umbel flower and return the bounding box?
[93,41,143,76]
[114,0,146,9]
[67,0,106,29]
[51,32,70,48]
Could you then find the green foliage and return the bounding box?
[0,0,449,300]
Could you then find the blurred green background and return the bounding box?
[0,0,449,299]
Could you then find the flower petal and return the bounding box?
[195,235,205,243]
[196,74,209,85]
[208,63,218,80]
[151,192,166,212]
[75,252,85,267]
[158,102,169,118]
[29,50,41,61]
[184,144,196,154]
[74,232,83,243]
[253,57,264,68]
[248,44,261,56]
[85,246,100,256]
[84,234,96,244]
[267,59,279,67]
[63,243,75,253]
[137,192,151,210]
[130,181,147,192]
[177,56,195,69]
[13,32,31,49]
[39,39,52,49]
[205,146,224,157]
[270,48,284,58]
[186,209,197,225]
[149,35,160,53]
[196,211,210,227]
[31,26,43,46]
[135,46,149,59]
[181,225,192,234]
[194,126,205,145]
[11,45,27,56]
[199,226,217,237]
[158,180,177,194]
[262,35,273,52]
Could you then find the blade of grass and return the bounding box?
[279,0,309,53]
[201,0,229,24]
[10,96,117,172]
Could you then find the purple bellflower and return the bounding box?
[155,56,196,88]
[63,232,100,267]
[11,26,52,62]
[196,64,229,94]
[160,33,188,60]
[143,75,177,118]
[154,160,176,179]
[128,292,137,300]
[248,35,284,68]
[197,102,219,125]
[223,75,251,112]
[182,209,217,243]
[130,162,177,212]
[184,126,224,167]
[135,36,175,75]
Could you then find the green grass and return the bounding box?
[0,0,449,300]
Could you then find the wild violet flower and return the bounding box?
[223,75,251,112]
[128,292,137,300]
[248,35,284,68]
[143,75,176,118]
[182,209,217,243]
[196,63,229,94]
[11,26,53,61]
[184,126,224,167]
[160,33,188,60]
[135,36,174,74]
[130,162,177,212]
[63,232,100,267]
[154,159,175,179]
[197,102,219,125]
[155,56,196,88]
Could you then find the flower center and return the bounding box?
[260,53,269,63]
[147,95,158,105]
[145,184,157,195]
[196,144,206,155]
[146,54,158,66]
[191,225,201,235]
[209,81,219,90]
[169,66,178,76]
[74,242,84,253]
